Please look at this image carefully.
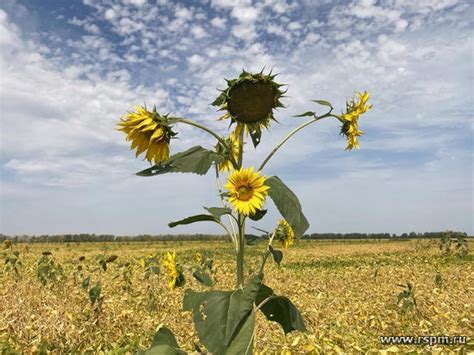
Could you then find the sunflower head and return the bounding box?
[215,130,239,172]
[3,239,12,249]
[212,69,286,147]
[276,219,295,248]
[161,251,185,289]
[225,166,270,216]
[339,91,372,150]
[117,105,177,164]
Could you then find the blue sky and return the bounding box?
[0,0,472,236]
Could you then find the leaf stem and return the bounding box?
[257,112,335,171]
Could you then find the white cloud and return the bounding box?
[211,16,227,29]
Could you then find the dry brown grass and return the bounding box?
[1,239,472,354]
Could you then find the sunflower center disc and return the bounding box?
[237,185,253,201]
[228,81,276,123]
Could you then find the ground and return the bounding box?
[0,239,472,354]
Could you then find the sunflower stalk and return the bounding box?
[236,125,246,288]
[258,111,336,171]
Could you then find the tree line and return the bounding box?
[0,231,469,243]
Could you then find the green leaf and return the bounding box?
[293,111,315,117]
[225,311,255,355]
[183,289,233,354]
[248,209,267,221]
[266,176,309,238]
[137,146,225,177]
[143,345,186,355]
[150,327,179,349]
[183,275,262,354]
[81,276,91,290]
[310,99,333,108]
[245,234,264,246]
[204,207,232,219]
[89,283,102,304]
[169,214,218,228]
[226,274,262,344]
[269,246,283,266]
[256,284,306,334]
[193,269,214,287]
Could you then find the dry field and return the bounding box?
[1,239,473,354]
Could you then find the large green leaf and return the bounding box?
[225,311,255,355]
[137,146,225,176]
[182,275,262,354]
[266,176,309,238]
[143,345,186,355]
[183,289,232,354]
[226,275,262,344]
[168,214,218,228]
[256,284,306,334]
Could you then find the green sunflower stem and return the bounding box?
[237,213,246,288]
[258,113,335,171]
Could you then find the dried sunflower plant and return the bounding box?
[117,70,372,354]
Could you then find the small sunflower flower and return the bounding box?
[215,131,239,172]
[161,251,185,289]
[225,166,270,216]
[195,252,203,264]
[340,91,372,150]
[276,219,295,248]
[117,106,176,164]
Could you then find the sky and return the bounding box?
[0,0,472,236]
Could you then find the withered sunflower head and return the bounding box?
[212,69,286,147]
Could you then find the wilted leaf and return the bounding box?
[269,246,283,266]
[256,284,306,334]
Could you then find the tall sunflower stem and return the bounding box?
[236,125,246,288]
[258,113,334,171]
[237,214,246,288]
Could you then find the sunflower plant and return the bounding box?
[117,69,372,354]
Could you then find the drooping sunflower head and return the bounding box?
[339,91,372,150]
[225,166,270,216]
[212,69,286,147]
[117,105,177,164]
[276,219,295,248]
[161,251,185,289]
[215,130,239,172]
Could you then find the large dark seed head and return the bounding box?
[227,81,276,123]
